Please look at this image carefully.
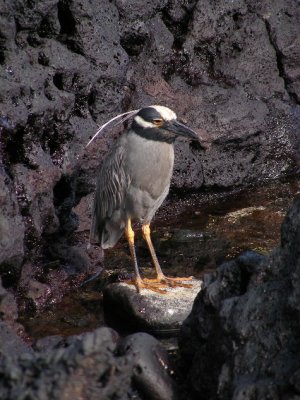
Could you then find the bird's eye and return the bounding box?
[153,119,163,125]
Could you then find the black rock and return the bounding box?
[0,325,180,400]
[0,321,32,358]
[118,332,175,400]
[0,169,25,286]
[179,200,300,400]
[1,0,299,290]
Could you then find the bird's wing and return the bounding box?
[90,142,129,243]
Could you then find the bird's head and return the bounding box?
[132,105,204,146]
[86,104,208,148]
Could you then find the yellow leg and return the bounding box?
[125,219,142,292]
[141,224,164,279]
[124,219,167,294]
[142,224,193,289]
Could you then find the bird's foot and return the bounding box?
[124,276,193,293]
[156,275,194,289]
[125,277,168,294]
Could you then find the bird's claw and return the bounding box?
[125,275,194,293]
[142,276,194,290]
[160,275,194,289]
[125,278,168,294]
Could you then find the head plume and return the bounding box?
[86,109,140,147]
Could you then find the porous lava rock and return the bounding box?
[0,166,25,286]
[0,0,299,302]
[0,277,25,341]
[0,327,176,400]
[118,332,175,400]
[179,200,300,399]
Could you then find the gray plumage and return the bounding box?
[89,105,204,293]
[90,129,174,248]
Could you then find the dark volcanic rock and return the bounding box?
[103,280,202,336]
[179,202,300,399]
[118,332,175,400]
[0,277,25,340]
[128,0,300,188]
[0,0,300,299]
[0,277,30,357]
[0,326,176,400]
[0,277,18,323]
[0,167,25,286]
[0,321,32,358]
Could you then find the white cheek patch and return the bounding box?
[151,105,177,121]
[134,115,156,128]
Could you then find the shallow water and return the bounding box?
[21,176,299,340]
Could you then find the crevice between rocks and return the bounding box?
[0,30,6,65]
[56,0,84,57]
[57,0,76,35]
[161,1,197,50]
[263,17,299,105]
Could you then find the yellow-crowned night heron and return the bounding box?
[90,105,204,293]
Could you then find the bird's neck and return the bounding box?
[131,121,175,144]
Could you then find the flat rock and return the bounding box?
[103,279,202,336]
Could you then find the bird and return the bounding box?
[89,105,205,293]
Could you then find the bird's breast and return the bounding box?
[125,132,175,199]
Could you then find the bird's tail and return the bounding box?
[100,220,125,249]
[89,215,124,250]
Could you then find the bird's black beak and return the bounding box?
[163,120,201,142]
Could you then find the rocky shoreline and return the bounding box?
[1,0,300,399]
[1,0,299,295]
[1,195,300,399]
[179,198,300,399]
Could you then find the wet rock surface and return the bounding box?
[103,279,202,336]
[20,178,299,341]
[179,199,300,399]
[1,194,300,399]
